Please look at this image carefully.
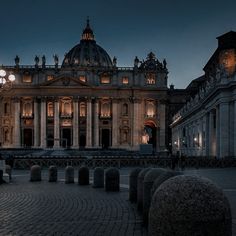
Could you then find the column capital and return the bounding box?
[112,98,119,104]
[40,96,47,103]
[159,99,167,105]
[73,96,79,102]
[12,96,20,103]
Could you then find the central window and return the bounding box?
[100,74,110,84]
[146,73,156,84]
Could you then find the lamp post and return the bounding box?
[0,68,16,92]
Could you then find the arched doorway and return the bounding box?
[143,120,157,150]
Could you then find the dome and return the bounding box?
[62,19,113,68]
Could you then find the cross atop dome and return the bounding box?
[81,17,95,41]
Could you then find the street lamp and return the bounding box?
[0,68,15,92]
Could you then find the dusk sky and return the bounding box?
[0,0,236,88]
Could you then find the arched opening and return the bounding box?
[143,120,157,150]
[80,102,86,117]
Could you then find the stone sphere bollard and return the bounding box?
[48,165,57,182]
[137,168,151,212]
[105,168,120,191]
[78,166,89,185]
[129,168,142,202]
[93,167,104,188]
[150,170,182,199]
[143,168,166,225]
[149,175,232,236]
[30,165,41,182]
[65,166,74,184]
[5,164,12,180]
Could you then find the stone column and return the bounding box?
[208,111,214,156]
[53,98,60,148]
[234,100,236,157]
[205,113,209,156]
[40,97,47,148]
[159,100,166,150]
[86,98,92,148]
[132,99,141,150]
[112,99,119,148]
[33,98,39,147]
[72,97,79,148]
[219,102,229,158]
[94,98,99,148]
[13,97,21,147]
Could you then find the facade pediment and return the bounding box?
[40,75,90,87]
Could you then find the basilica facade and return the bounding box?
[171,31,236,158]
[0,20,172,151]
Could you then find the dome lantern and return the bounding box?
[81,17,95,41]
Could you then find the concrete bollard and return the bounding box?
[78,166,89,185]
[142,168,166,225]
[129,168,142,202]
[137,167,151,212]
[149,175,232,236]
[48,165,57,182]
[65,166,74,184]
[93,167,104,188]
[5,164,12,180]
[30,165,41,182]
[105,168,120,191]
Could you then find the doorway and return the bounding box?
[62,128,71,147]
[102,129,110,149]
[79,134,86,148]
[23,129,33,147]
[144,120,157,150]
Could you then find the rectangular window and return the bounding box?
[122,76,129,84]
[23,75,32,83]
[100,75,110,84]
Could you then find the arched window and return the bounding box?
[47,102,54,117]
[101,102,110,117]
[61,98,72,116]
[80,102,86,117]
[64,102,71,115]
[146,102,155,117]
[23,102,32,117]
[122,103,128,115]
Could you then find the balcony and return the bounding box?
[60,112,73,118]
[21,113,34,119]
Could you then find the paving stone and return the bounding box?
[0,171,147,236]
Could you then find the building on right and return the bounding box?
[171,31,236,158]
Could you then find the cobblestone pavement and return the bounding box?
[0,170,146,236]
[1,167,236,236]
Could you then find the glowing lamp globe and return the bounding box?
[0,69,6,77]
[8,74,16,82]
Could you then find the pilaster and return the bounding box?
[86,98,92,148]
[72,97,79,148]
